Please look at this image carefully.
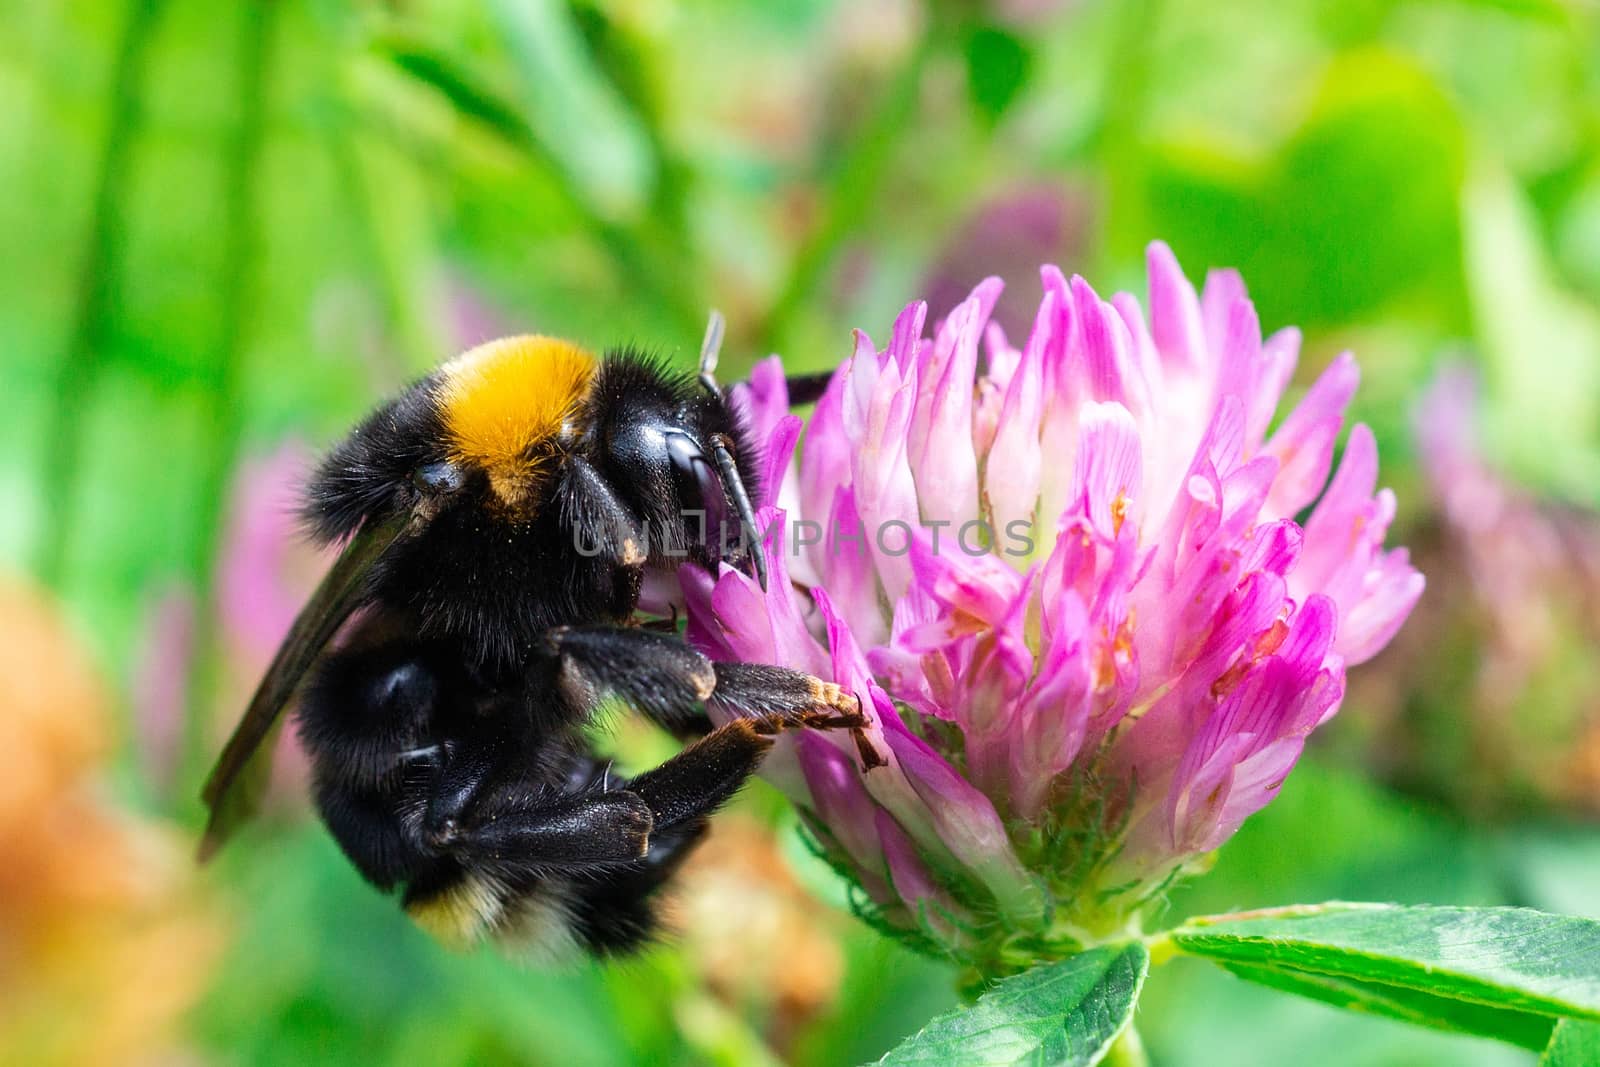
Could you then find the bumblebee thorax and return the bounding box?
[437,335,597,508]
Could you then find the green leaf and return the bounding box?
[1171,903,1600,1048]
[376,36,541,154]
[1543,1019,1600,1066]
[1216,961,1554,1050]
[876,943,1148,1067]
[964,26,1033,122]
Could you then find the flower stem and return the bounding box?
[1104,1024,1150,1067]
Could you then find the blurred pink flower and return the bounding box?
[688,243,1422,963]
[217,445,320,662]
[444,275,514,351]
[1340,364,1600,816]
[922,183,1090,340]
[130,586,195,791]
[133,443,325,801]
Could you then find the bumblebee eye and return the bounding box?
[411,461,465,495]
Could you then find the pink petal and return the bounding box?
[1337,549,1425,665]
[984,289,1054,537]
[1070,401,1143,541]
[1262,353,1359,519]
[819,486,887,647]
[1247,327,1301,449]
[1069,275,1150,414]
[1146,240,1207,370]
[1297,422,1379,594]
[797,732,889,887]
[910,290,988,525]
[876,810,966,936]
[729,355,790,453]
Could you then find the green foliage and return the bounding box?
[963,25,1033,124]
[876,943,1147,1067]
[1171,904,1600,1050]
[1543,1019,1600,1066]
[1143,50,1468,334]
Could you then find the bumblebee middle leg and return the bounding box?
[570,709,865,954]
[429,788,656,869]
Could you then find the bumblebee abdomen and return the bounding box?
[403,871,660,962]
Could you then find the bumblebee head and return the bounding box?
[277,336,602,672]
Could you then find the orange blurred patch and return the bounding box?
[671,816,845,1050]
[0,578,224,1065]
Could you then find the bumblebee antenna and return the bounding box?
[698,309,726,398]
[698,310,769,592]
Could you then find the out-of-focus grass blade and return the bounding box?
[1463,164,1600,500]
[370,32,701,339]
[486,0,654,224]
[376,35,545,158]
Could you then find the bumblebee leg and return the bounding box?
[708,661,863,730]
[625,717,777,831]
[568,822,707,955]
[565,717,782,954]
[540,625,717,734]
[399,769,660,957]
[540,625,862,736]
[781,369,835,407]
[559,453,648,568]
[440,789,655,869]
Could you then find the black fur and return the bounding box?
[300,614,856,954]
[301,374,451,545]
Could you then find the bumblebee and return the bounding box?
[201,317,859,958]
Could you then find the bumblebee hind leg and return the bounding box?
[568,715,822,954]
[568,823,705,955]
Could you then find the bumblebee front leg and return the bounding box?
[539,625,863,737]
[559,454,647,563]
[559,453,648,616]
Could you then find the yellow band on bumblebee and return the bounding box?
[438,335,597,507]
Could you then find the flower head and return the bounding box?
[684,243,1422,967]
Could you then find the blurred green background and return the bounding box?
[2,1,1598,1064]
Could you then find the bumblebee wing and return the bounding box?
[197,715,285,860]
[198,510,410,860]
